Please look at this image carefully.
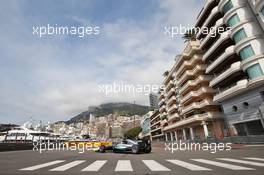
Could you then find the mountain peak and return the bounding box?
[66,102,150,124]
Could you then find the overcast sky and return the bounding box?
[0,0,203,124]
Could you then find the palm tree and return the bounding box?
[182,28,197,43]
[163,70,169,77]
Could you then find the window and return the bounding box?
[232,106,238,111]
[223,0,233,14]
[239,45,255,60]
[227,14,240,27]
[122,140,128,144]
[233,28,247,43]
[243,102,249,108]
[247,64,264,79]
[261,6,264,17]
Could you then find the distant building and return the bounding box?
[138,111,152,140]
[149,109,164,142]
[95,121,107,138]
[149,93,158,109]
[111,124,123,138]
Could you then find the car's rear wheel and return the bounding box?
[131,145,139,154]
[99,146,105,153]
[144,146,151,153]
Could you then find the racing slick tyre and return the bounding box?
[99,146,105,153]
[131,145,139,154]
[144,145,151,153]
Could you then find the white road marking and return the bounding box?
[167,159,212,171]
[49,160,85,171]
[115,160,133,171]
[20,160,65,171]
[243,157,264,162]
[217,158,264,167]
[81,160,107,171]
[142,160,171,171]
[192,159,255,170]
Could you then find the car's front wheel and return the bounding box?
[131,145,139,154]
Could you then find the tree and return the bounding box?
[163,71,169,77]
[124,127,142,139]
[160,115,167,120]
[182,28,197,43]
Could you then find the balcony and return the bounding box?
[166,88,176,99]
[165,80,175,92]
[213,79,248,102]
[150,120,160,127]
[167,96,176,106]
[167,104,177,114]
[176,41,201,68]
[175,55,202,78]
[167,113,180,122]
[206,45,235,74]
[200,18,224,49]
[151,126,163,132]
[160,119,168,127]
[150,114,160,123]
[203,31,230,62]
[159,105,166,113]
[177,65,207,86]
[163,112,221,131]
[197,6,221,39]
[179,75,212,95]
[158,92,165,100]
[163,73,174,86]
[195,0,218,28]
[158,98,165,107]
[181,99,215,114]
[210,61,242,87]
[181,87,215,104]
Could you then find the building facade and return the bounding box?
[138,111,152,139]
[250,0,264,31]
[149,93,159,109]
[150,109,165,141]
[159,41,224,142]
[196,0,264,136]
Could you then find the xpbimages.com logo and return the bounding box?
[164,24,231,38]
[165,141,232,154]
[32,140,99,153]
[32,24,100,37]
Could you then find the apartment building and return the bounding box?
[159,41,224,142]
[196,0,264,136]
[150,109,164,142]
[149,93,159,109]
[250,0,264,31]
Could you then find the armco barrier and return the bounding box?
[0,142,33,152]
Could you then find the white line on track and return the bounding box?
[191,159,255,170]
[49,160,85,171]
[142,160,171,171]
[20,160,65,171]
[81,160,107,171]
[167,159,212,171]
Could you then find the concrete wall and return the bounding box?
[221,85,264,130]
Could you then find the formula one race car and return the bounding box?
[99,139,151,154]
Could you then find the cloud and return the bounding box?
[0,0,203,124]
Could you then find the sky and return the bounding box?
[0,0,203,124]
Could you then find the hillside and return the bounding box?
[66,102,150,124]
